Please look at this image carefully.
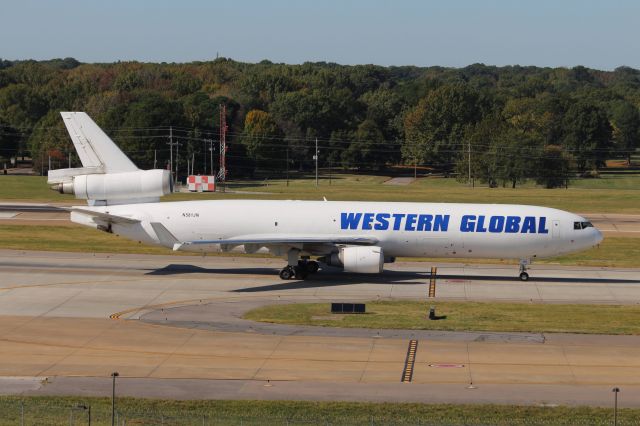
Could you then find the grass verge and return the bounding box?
[243,301,640,335]
[0,396,637,425]
[3,174,640,213]
[0,224,636,267]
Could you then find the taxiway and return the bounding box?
[0,250,639,406]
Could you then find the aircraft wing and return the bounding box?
[173,234,378,251]
[68,207,141,224]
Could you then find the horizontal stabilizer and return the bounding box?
[47,166,105,185]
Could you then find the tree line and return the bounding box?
[0,57,639,187]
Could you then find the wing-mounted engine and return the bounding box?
[48,169,172,205]
[320,246,384,273]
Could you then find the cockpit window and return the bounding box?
[574,221,593,230]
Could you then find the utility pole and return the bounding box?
[209,139,214,176]
[314,137,318,188]
[176,138,180,186]
[468,141,472,188]
[154,149,157,169]
[167,127,174,188]
[111,372,119,426]
[286,144,289,187]
[218,104,228,191]
[613,387,620,426]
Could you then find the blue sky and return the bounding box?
[1,0,638,69]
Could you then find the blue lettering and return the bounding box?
[434,214,450,232]
[505,216,521,233]
[340,212,450,232]
[417,214,433,231]
[460,215,475,232]
[476,215,487,232]
[520,216,536,233]
[405,214,417,231]
[489,216,505,233]
[341,213,362,230]
[538,217,549,234]
[374,213,390,230]
[362,213,374,230]
[392,213,405,231]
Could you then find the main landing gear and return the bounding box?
[279,260,320,280]
[519,259,530,281]
[279,249,319,280]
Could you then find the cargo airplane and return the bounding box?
[48,112,603,281]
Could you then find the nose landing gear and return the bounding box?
[519,259,530,281]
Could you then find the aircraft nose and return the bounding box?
[594,228,604,245]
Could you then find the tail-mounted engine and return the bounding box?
[48,168,172,205]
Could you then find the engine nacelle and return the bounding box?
[57,169,172,202]
[322,246,384,274]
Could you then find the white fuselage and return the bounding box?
[71,200,603,261]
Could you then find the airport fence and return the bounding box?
[0,400,636,425]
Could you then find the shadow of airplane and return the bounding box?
[145,264,640,293]
[145,264,278,276]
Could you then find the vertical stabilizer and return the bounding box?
[60,112,138,173]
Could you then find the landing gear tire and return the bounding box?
[279,267,294,280]
[518,259,531,282]
[294,266,308,280]
[306,261,319,274]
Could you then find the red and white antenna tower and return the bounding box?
[218,104,228,183]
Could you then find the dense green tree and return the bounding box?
[0,58,638,183]
[27,110,70,173]
[241,109,283,167]
[402,83,483,171]
[562,101,612,172]
[0,122,21,162]
[611,101,640,165]
[0,84,48,128]
[536,145,572,188]
[117,93,186,169]
[359,87,404,140]
[457,116,505,187]
[341,119,388,169]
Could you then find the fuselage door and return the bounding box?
[552,220,560,239]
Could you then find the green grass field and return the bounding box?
[0,396,636,425]
[244,301,640,335]
[3,174,640,213]
[0,223,636,267]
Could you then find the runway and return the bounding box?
[1,249,640,406]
